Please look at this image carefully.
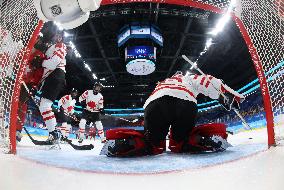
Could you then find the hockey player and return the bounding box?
[16,38,47,142]
[38,30,68,143]
[104,71,244,157]
[56,88,78,139]
[78,82,106,143]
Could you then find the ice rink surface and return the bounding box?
[1,127,284,190]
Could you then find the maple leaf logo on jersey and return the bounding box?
[87,101,97,110]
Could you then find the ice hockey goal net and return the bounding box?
[0,0,42,153]
[0,0,283,153]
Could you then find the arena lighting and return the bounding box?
[190,0,236,70]
[64,32,71,37]
[92,73,97,79]
[205,38,213,48]
[54,21,63,31]
[68,41,101,80]
[84,64,91,71]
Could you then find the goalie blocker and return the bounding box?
[101,123,232,157]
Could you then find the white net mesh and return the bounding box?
[239,0,284,141]
[0,0,39,152]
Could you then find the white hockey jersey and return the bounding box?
[58,95,76,114]
[41,42,67,82]
[79,90,104,112]
[143,73,244,109]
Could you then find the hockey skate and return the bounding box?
[16,130,23,142]
[78,138,83,145]
[101,137,107,143]
[47,130,62,149]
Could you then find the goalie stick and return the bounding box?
[23,127,94,150]
[105,114,139,123]
[182,55,252,130]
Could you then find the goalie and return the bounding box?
[103,71,244,157]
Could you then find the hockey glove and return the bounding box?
[30,85,38,97]
[99,108,105,115]
[218,92,241,111]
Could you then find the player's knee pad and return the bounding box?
[79,119,86,129]
[95,121,103,130]
[39,98,53,113]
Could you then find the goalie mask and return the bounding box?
[93,82,103,95]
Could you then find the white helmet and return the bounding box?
[33,0,102,30]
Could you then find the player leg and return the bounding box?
[65,123,72,138]
[168,100,198,153]
[39,69,65,143]
[144,96,173,155]
[78,118,87,144]
[92,112,105,143]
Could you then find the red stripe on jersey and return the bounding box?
[193,74,198,79]
[53,51,63,59]
[58,49,65,56]
[55,42,63,49]
[170,76,182,83]
[43,115,55,121]
[205,76,213,88]
[156,83,188,89]
[151,86,195,98]
[220,84,226,93]
[200,76,206,85]
[42,110,53,116]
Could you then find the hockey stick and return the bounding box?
[21,81,78,122]
[105,114,139,123]
[63,138,94,150]
[23,127,94,150]
[182,55,252,130]
[81,106,139,123]
[23,127,53,145]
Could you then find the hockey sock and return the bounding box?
[65,124,72,137]
[79,119,86,139]
[39,98,57,132]
[95,121,105,139]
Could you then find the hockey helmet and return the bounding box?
[70,88,78,98]
[93,82,103,94]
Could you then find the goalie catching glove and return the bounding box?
[218,84,245,111]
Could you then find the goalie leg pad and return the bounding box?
[105,128,165,157]
[169,123,231,153]
[105,128,146,157]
